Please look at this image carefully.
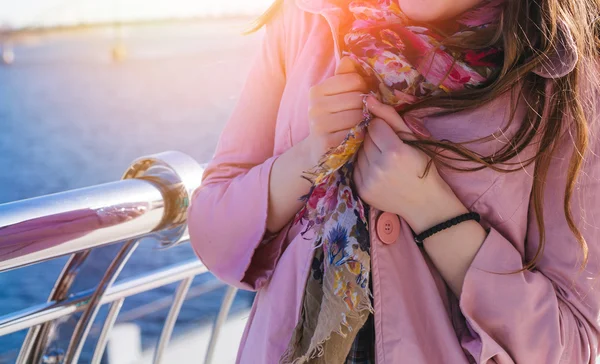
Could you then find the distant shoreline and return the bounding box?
[1,15,258,39]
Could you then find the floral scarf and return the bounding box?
[281,1,505,363]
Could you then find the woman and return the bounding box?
[189,0,600,362]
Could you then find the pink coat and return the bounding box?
[188,0,600,362]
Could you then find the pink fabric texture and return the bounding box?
[188,0,600,362]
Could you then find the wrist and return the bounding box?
[297,137,320,168]
[298,136,320,166]
[407,185,469,235]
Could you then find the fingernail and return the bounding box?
[366,96,380,108]
[404,116,431,138]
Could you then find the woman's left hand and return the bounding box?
[353,96,468,234]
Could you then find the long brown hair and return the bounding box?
[251,0,600,269]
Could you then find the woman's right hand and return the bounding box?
[265,58,368,232]
[304,56,369,165]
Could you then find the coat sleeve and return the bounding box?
[459,124,600,363]
[188,9,292,291]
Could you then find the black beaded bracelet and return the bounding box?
[414,212,480,247]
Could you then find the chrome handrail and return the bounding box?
[0,151,203,272]
[0,152,240,364]
[0,179,164,272]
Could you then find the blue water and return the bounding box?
[0,20,262,363]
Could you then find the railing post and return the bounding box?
[153,277,194,364]
[204,286,239,364]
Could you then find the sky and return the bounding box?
[0,0,273,28]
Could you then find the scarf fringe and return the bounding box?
[279,290,374,364]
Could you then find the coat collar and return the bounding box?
[295,0,341,14]
[531,21,578,79]
[295,0,346,63]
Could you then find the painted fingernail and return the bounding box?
[404,116,431,138]
[366,96,380,108]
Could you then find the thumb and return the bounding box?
[335,56,357,75]
[366,96,418,141]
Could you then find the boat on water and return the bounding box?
[1,45,14,65]
[0,151,245,364]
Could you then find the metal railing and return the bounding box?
[0,151,239,364]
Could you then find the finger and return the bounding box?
[365,96,416,141]
[316,73,369,96]
[356,147,370,170]
[367,118,404,152]
[335,56,357,75]
[323,109,365,133]
[353,150,368,192]
[321,92,364,113]
[404,115,432,139]
[362,130,381,164]
[352,159,366,195]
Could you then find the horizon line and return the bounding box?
[0,13,261,35]
[0,12,260,35]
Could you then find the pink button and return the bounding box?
[376,212,401,245]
